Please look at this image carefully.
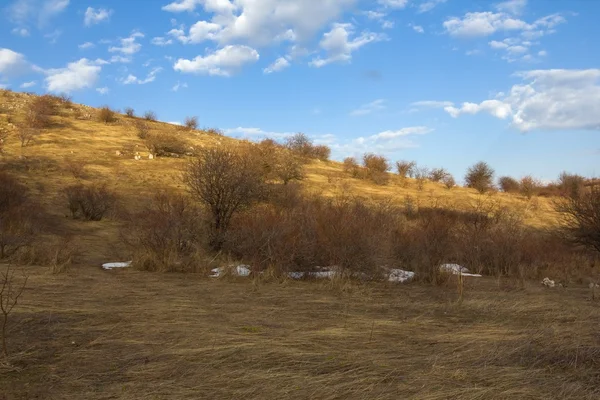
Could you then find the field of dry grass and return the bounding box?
[1,265,599,399]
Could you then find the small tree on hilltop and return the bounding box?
[285,133,313,158]
[363,153,390,185]
[499,176,520,193]
[396,160,416,178]
[184,116,198,131]
[184,148,266,250]
[558,172,586,199]
[465,161,495,193]
[520,175,540,200]
[555,184,600,254]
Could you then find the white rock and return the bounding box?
[209,265,252,278]
[440,264,482,277]
[148,154,154,160]
[388,269,415,283]
[542,277,555,288]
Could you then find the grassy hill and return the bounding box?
[0,89,560,264]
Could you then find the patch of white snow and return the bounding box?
[388,269,415,283]
[102,261,132,270]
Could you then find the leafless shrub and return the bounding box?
[205,128,224,136]
[0,173,37,260]
[17,126,39,147]
[64,158,87,179]
[25,95,57,129]
[312,145,331,161]
[122,191,205,272]
[429,168,449,183]
[442,174,456,189]
[465,161,495,193]
[98,106,117,124]
[1,264,28,359]
[343,157,361,178]
[520,175,541,199]
[558,172,586,199]
[184,116,199,131]
[414,167,430,191]
[363,153,390,185]
[285,133,331,161]
[275,155,304,185]
[64,183,117,221]
[499,176,520,193]
[144,132,188,157]
[184,148,267,250]
[396,160,416,178]
[124,107,135,118]
[134,120,150,139]
[143,110,157,121]
[555,184,600,254]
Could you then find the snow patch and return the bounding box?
[542,277,555,288]
[287,267,337,280]
[440,264,482,277]
[210,265,252,278]
[102,261,132,270]
[388,269,415,283]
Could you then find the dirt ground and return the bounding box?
[1,264,599,399]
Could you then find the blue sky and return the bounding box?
[1,0,599,182]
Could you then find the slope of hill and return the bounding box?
[0,89,559,263]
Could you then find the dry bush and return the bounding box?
[465,161,495,193]
[284,133,331,161]
[0,131,8,154]
[24,95,58,129]
[134,120,150,139]
[124,107,135,118]
[396,160,416,178]
[558,172,586,199]
[363,153,390,185]
[1,264,28,358]
[499,176,520,193]
[143,111,157,121]
[429,168,449,183]
[98,106,117,124]
[64,183,117,221]
[343,157,361,178]
[122,191,205,272]
[184,148,267,250]
[312,145,331,161]
[205,128,223,136]
[64,158,87,179]
[555,185,600,254]
[414,167,429,191]
[520,175,541,199]
[0,173,37,260]
[442,174,456,189]
[17,126,39,147]
[144,132,188,157]
[184,116,198,131]
[275,155,304,185]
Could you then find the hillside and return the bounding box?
[0,89,559,266]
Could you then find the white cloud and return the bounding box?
[151,37,173,46]
[110,55,132,63]
[121,67,163,85]
[11,27,30,37]
[495,0,528,15]
[309,23,386,68]
[78,41,95,50]
[377,0,408,9]
[45,58,102,93]
[418,0,447,13]
[109,31,144,55]
[538,50,547,56]
[84,7,112,26]
[162,0,355,47]
[411,100,454,109]
[443,12,530,37]
[370,126,432,140]
[8,0,70,27]
[0,48,29,79]
[20,80,36,88]
[172,81,188,91]
[350,99,386,116]
[96,87,109,95]
[173,45,259,76]
[410,24,424,33]
[334,126,431,157]
[363,10,394,30]
[44,29,61,43]
[224,127,295,139]
[263,57,290,74]
[441,69,600,131]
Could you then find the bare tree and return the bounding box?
[555,184,600,254]
[520,175,540,199]
[275,156,304,185]
[396,160,416,178]
[465,161,495,193]
[414,167,430,191]
[143,111,157,121]
[17,126,39,147]
[1,264,27,358]
[499,176,520,193]
[124,107,135,117]
[184,148,266,250]
[343,157,361,178]
[558,172,586,199]
[97,106,116,124]
[363,153,390,185]
[184,116,199,131]
[442,174,456,189]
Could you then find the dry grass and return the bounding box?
[1,265,599,399]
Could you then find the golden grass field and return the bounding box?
[2,90,598,399]
[1,266,600,399]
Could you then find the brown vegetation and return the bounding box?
[184,116,198,131]
[98,106,117,124]
[465,161,495,193]
[64,183,117,221]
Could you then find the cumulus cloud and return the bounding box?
[121,67,163,85]
[173,45,259,76]
[350,99,386,116]
[109,31,144,55]
[78,41,95,50]
[0,48,31,78]
[309,23,386,68]
[20,80,36,88]
[263,57,290,74]
[84,7,112,26]
[333,126,432,158]
[436,69,600,131]
[44,58,103,93]
[151,37,173,46]
[7,0,70,27]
